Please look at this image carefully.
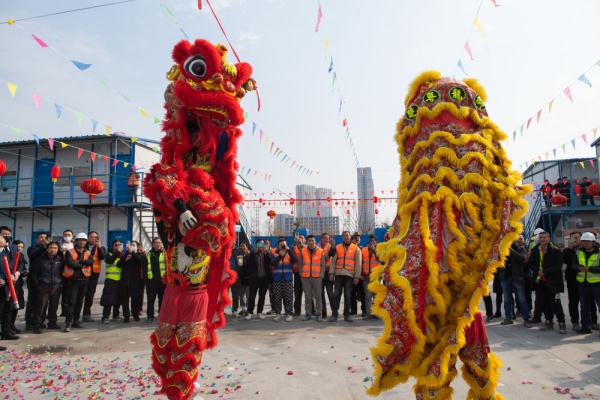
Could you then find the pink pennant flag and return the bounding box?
[90,152,96,162]
[590,159,596,168]
[131,165,138,171]
[259,129,263,143]
[490,0,500,6]
[112,159,119,167]
[563,87,573,102]
[32,93,42,109]
[31,34,48,48]
[464,41,474,61]
[581,133,588,144]
[77,148,84,159]
[526,117,533,129]
[315,3,323,32]
[48,138,54,151]
[102,155,109,163]
[536,109,542,123]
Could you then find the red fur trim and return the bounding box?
[234,62,253,87]
[173,81,245,127]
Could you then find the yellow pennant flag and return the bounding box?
[60,141,68,149]
[548,99,555,112]
[105,125,112,136]
[473,17,484,36]
[131,137,138,143]
[579,161,585,169]
[123,162,129,168]
[7,82,17,97]
[138,107,149,117]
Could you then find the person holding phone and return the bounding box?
[271,238,296,322]
[101,239,129,323]
[119,240,148,322]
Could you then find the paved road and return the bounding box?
[0,289,598,400]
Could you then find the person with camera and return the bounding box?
[271,238,296,322]
[101,239,129,323]
[119,241,148,322]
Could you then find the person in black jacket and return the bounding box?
[119,241,147,321]
[29,241,64,333]
[242,241,272,319]
[146,237,166,322]
[25,233,50,331]
[82,231,106,322]
[0,228,25,342]
[63,233,93,332]
[500,236,530,326]
[528,231,566,333]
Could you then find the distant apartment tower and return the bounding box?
[292,184,338,235]
[357,167,375,233]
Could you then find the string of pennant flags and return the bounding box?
[4,20,163,128]
[314,2,360,167]
[248,121,318,176]
[507,59,600,145]
[160,2,191,40]
[455,0,499,76]
[515,124,599,171]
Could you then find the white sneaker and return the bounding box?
[273,314,281,322]
[244,313,252,320]
[258,313,266,320]
[285,315,293,322]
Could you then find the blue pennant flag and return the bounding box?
[457,59,468,76]
[578,74,592,88]
[252,122,256,135]
[31,133,40,144]
[180,28,190,39]
[91,119,98,132]
[328,57,334,73]
[71,60,92,71]
[54,103,62,118]
[512,130,516,141]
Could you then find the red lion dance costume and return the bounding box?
[144,38,255,400]
[368,71,530,400]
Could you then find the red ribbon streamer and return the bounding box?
[203,0,261,111]
[3,256,18,307]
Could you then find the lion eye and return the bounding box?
[184,56,207,78]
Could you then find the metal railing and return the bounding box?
[237,205,252,243]
[523,192,543,241]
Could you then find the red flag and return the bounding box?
[342,118,348,127]
[90,152,96,162]
[77,148,84,159]
[112,159,119,167]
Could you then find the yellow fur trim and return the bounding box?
[463,78,488,102]
[404,70,442,106]
[368,84,531,397]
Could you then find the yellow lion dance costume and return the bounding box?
[368,71,530,400]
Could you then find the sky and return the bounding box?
[1,0,600,228]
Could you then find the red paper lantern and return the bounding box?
[81,178,105,200]
[373,196,379,204]
[375,209,379,215]
[316,210,321,217]
[551,193,568,207]
[290,197,295,205]
[51,166,61,183]
[587,183,600,197]
[0,159,6,177]
[267,209,276,219]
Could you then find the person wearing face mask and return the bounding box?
[59,230,74,317]
[0,227,25,342]
[100,240,129,324]
[146,237,166,323]
[119,241,148,322]
[242,241,272,320]
[82,231,106,322]
[29,241,64,333]
[63,233,93,332]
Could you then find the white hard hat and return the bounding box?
[75,232,88,240]
[533,228,545,235]
[581,232,597,242]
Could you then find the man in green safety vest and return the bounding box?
[146,237,166,323]
[100,239,129,324]
[573,232,600,335]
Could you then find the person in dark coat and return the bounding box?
[230,242,250,317]
[556,176,571,205]
[500,236,530,326]
[11,240,26,334]
[119,241,147,321]
[242,241,272,319]
[100,240,129,323]
[528,231,566,333]
[146,237,166,322]
[29,241,64,333]
[580,177,595,206]
[63,233,93,332]
[540,179,554,208]
[25,233,50,331]
[82,231,106,322]
[0,227,25,342]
